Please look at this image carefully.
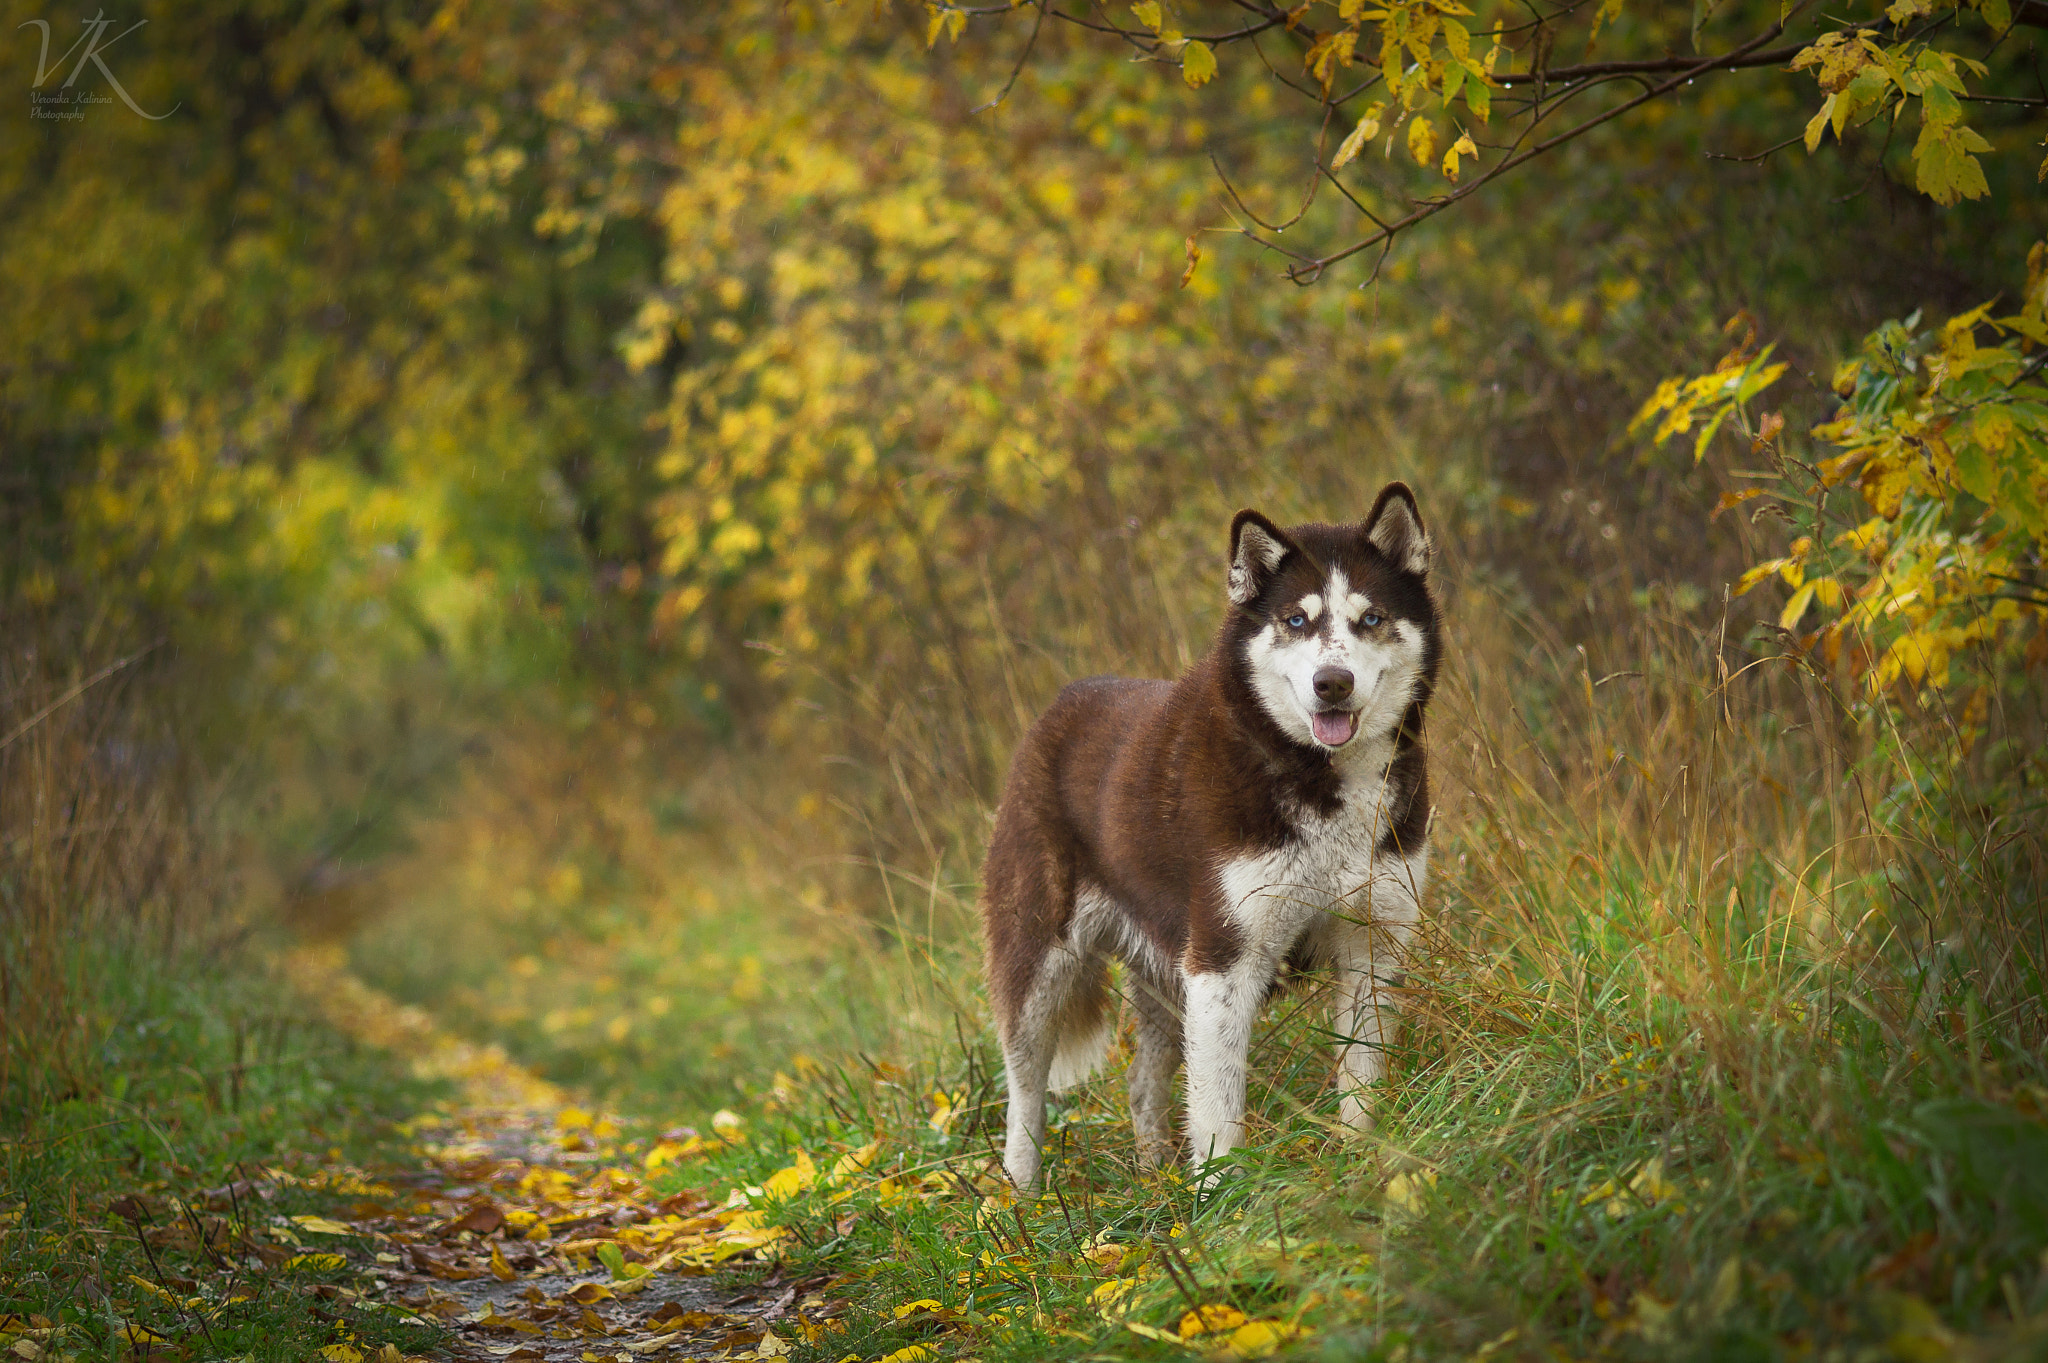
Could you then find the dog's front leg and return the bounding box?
[1331,917,1411,1131]
[1182,961,1263,1180]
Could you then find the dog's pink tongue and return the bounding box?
[1312,710,1358,746]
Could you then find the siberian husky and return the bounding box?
[980,484,1441,1189]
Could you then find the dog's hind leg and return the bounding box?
[998,935,1094,1191]
[983,825,1088,1192]
[1126,969,1182,1169]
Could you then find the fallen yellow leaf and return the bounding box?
[644,1136,707,1171]
[926,1092,964,1135]
[291,1215,356,1235]
[827,1141,879,1185]
[286,1253,348,1270]
[874,1346,934,1363]
[1226,1319,1308,1359]
[1180,1303,1248,1338]
[1384,1168,1438,1214]
[1090,1278,1139,1316]
[761,1151,816,1201]
[126,1275,178,1306]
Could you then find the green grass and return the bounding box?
[0,931,450,1362]
[315,602,2048,1361]
[642,884,2048,1363]
[541,610,2048,1363]
[346,862,896,1117]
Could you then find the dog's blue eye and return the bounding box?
[1285,613,1307,629]
[1361,612,1382,628]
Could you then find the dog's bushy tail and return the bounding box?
[1046,959,1112,1092]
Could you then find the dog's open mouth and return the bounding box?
[1310,709,1359,747]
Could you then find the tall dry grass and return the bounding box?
[1423,571,2046,1067]
[0,622,224,1111]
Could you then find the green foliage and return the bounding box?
[1,0,671,867]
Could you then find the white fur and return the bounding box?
[1043,887,1127,1091]
[1243,568,1428,755]
[1001,924,1088,1189]
[1183,754,1426,1177]
[1000,883,1164,1187]
[1048,1018,1112,1091]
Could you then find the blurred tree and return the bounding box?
[4,0,2037,892]
[1,0,676,867]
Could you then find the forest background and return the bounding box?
[4,0,2048,1359]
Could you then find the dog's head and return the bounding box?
[1226,483,1440,755]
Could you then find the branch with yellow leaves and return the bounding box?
[1243,5,1817,284]
[940,0,2045,285]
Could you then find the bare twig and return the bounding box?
[0,641,163,751]
[972,1,1048,114]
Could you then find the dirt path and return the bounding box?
[279,947,838,1363]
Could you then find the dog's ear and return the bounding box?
[1362,482,1432,576]
[1228,510,1298,607]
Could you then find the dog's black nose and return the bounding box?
[1313,666,1354,703]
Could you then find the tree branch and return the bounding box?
[1285,6,1817,283]
[1496,44,1805,86]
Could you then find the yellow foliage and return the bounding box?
[1650,255,2048,715]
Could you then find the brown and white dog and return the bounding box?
[980,484,1440,1190]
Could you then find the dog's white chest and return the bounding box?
[1212,769,1425,957]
